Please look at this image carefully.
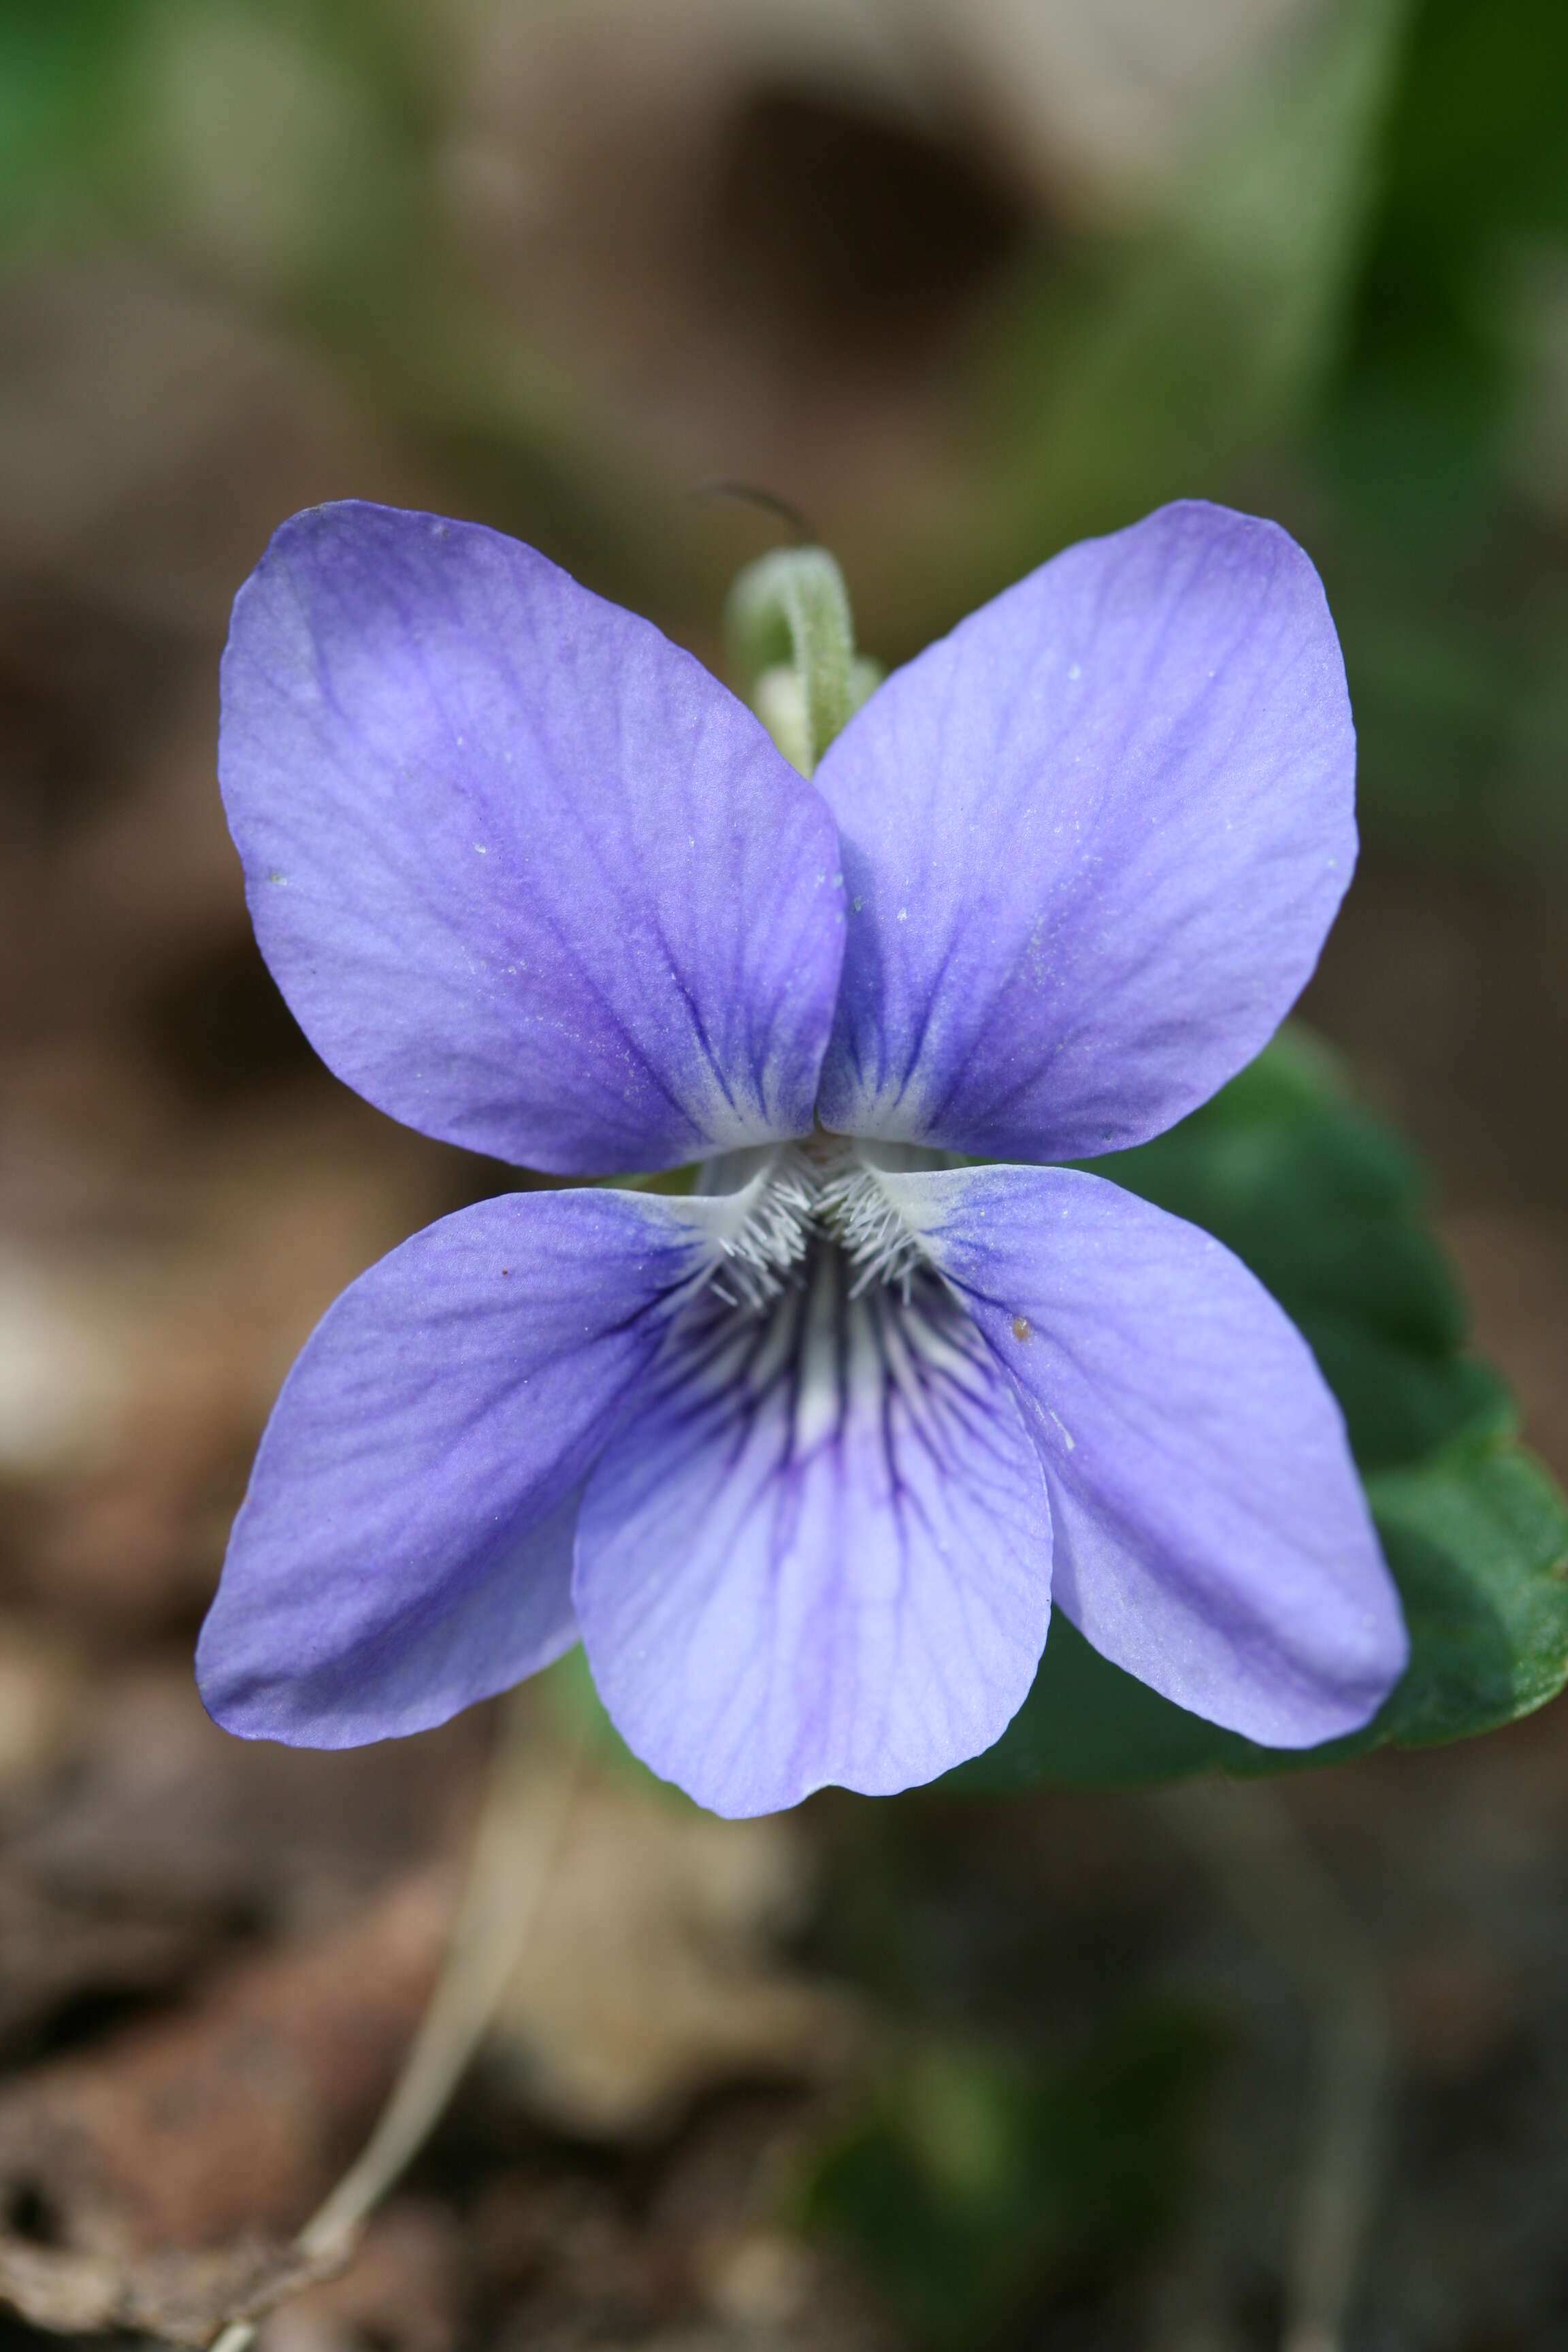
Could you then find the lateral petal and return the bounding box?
[574,1254,1052,1816]
[815,502,1356,1160]
[889,1162,1408,1746]
[197,1186,725,1746]
[222,502,845,1175]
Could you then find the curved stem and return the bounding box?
[209,1691,583,2352]
[723,546,881,776]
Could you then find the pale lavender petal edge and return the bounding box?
[887,1160,1409,1746]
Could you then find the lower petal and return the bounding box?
[887,1163,1408,1747]
[197,1186,721,1746]
[574,1252,1052,1816]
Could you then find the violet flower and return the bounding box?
[197,497,1407,1816]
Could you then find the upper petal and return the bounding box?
[815,502,1356,1160]
[221,502,845,1175]
[887,1162,1408,1746]
[197,1185,729,1746]
[574,1252,1052,1816]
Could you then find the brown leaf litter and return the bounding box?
[492,1771,862,2142]
[0,1869,453,2344]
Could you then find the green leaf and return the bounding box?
[1368,1438,1568,1744]
[948,1028,1568,1793]
[947,1616,1245,1795]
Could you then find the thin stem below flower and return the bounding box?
[1153,1779,1392,2352]
[208,1690,583,2352]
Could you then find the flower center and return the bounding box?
[696,1136,947,1313]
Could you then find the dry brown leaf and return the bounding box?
[0,1068,464,1637]
[0,1865,210,2056]
[490,1771,860,2140]
[0,2234,340,2347]
[9,1666,482,1931]
[0,1663,481,2060]
[0,1867,455,2339]
[0,1614,86,1800]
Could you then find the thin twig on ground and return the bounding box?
[207,1691,583,2352]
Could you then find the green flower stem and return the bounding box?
[207,1690,584,2352]
[724,546,882,777]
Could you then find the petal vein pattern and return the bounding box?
[220,502,846,1175]
[887,1162,1408,1746]
[574,1250,1053,1816]
[197,1186,729,1746]
[814,500,1357,1160]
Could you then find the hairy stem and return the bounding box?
[724,546,881,776]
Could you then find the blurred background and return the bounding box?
[1,3,1566,2347]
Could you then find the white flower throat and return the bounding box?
[696,1134,949,1314]
[674,1132,990,1495]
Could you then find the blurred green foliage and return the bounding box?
[802,2006,1222,2347]
[973,0,1408,568]
[1332,0,1568,532]
[0,0,137,223]
[1312,0,1568,858]
[958,0,1568,862]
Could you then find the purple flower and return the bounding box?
[197,497,1407,1816]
